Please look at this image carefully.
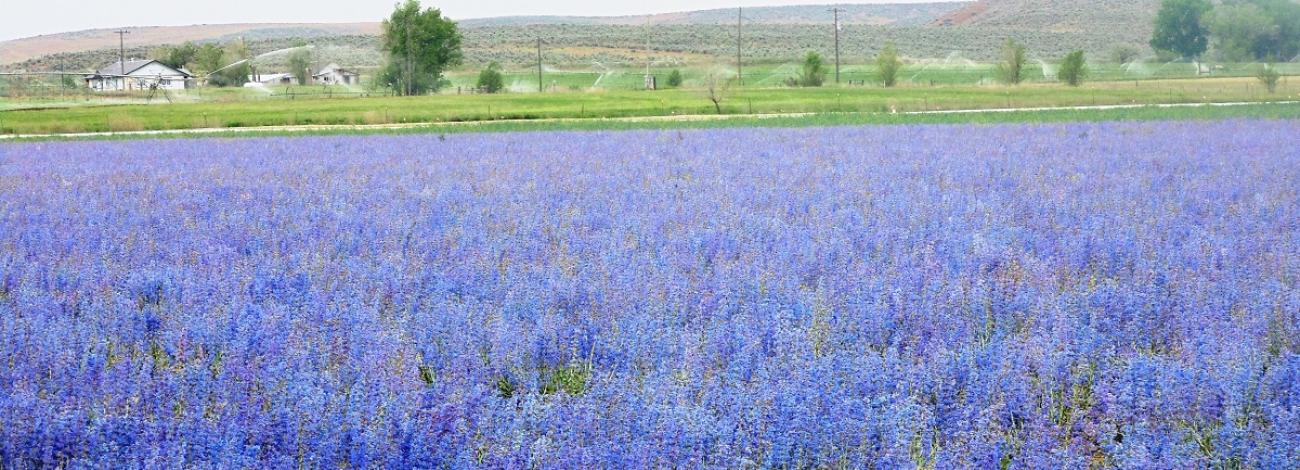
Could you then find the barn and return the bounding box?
[312,64,360,86]
[251,73,296,86]
[85,59,193,92]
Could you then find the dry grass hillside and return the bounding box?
[0,23,381,65]
[3,1,1171,71]
[459,3,967,27]
[0,4,967,66]
[931,0,1160,33]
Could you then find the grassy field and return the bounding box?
[2,76,1297,135]
[5,61,1296,104]
[439,62,1300,91]
[6,102,1300,144]
[9,102,1295,142]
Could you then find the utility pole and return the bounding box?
[537,38,543,93]
[115,29,129,91]
[828,8,842,84]
[404,21,413,96]
[643,22,654,90]
[737,7,743,85]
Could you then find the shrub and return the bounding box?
[997,39,1027,85]
[1257,64,1281,93]
[1058,51,1087,87]
[666,69,684,88]
[876,42,904,87]
[788,51,826,87]
[287,45,313,86]
[476,62,505,94]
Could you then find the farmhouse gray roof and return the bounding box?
[91,59,192,77]
[313,64,358,77]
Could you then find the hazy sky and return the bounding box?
[1,0,959,41]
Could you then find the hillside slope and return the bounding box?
[460,3,968,27]
[931,0,1159,34]
[0,24,380,66]
[1,4,967,66]
[4,1,1167,71]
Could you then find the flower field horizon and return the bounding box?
[1,121,1297,468]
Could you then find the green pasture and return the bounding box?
[3,61,1296,107]
[438,62,1300,91]
[9,102,1300,143]
[1,76,1297,135]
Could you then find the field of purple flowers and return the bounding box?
[1,121,1298,468]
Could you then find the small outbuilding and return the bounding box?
[251,73,296,86]
[85,59,192,92]
[312,64,360,85]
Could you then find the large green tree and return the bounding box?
[1207,3,1278,62]
[381,0,463,96]
[1058,51,1087,86]
[287,45,314,86]
[1151,0,1213,60]
[193,44,226,77]
[155,42,198,70]
[211,41,251,87]
[1244,0,1300,61]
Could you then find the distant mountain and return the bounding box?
[459,3,969,27]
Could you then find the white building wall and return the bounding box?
[128,62,188,90]
[87,62,189,92]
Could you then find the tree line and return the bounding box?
[152,40,316,87]
[1151,0,1300,63]
[388,0,1092,93]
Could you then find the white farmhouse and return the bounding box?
[85,60,193,92]
[312,64,360,85]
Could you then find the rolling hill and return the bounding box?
[458,3,966,27]
[3,1,1169,73]
[930,0,1160,33]
[0,23,380,66]
[0,4,967,66]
